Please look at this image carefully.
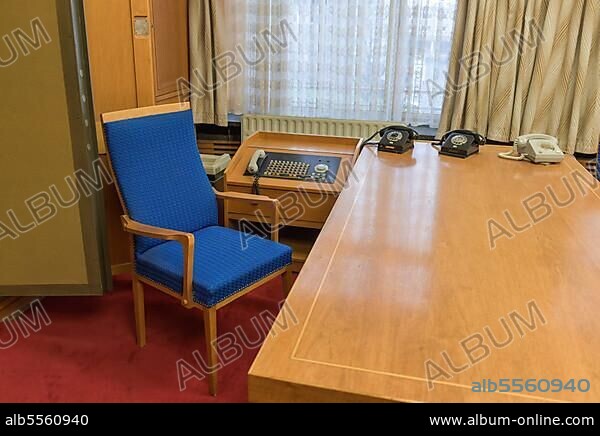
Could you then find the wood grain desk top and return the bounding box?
[248,143,600,403]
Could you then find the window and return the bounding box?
[229,0,457,127]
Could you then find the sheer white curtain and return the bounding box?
[227,0,457,127]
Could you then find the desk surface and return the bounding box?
[248,143,600,403]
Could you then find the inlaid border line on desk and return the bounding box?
[288,147,579,403]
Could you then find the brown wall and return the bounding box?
[84,0,190,274]
[84,0,139,155]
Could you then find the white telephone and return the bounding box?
[247,149,266,175]
[499,134,564,164]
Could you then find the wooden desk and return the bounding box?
[248,143,600,403]
[225,132,362,271]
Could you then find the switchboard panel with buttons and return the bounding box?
[245,152,341,184]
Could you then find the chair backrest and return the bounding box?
[102,103,218,254]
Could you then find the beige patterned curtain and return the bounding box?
[188,0,229,126]
[438,0,600,154]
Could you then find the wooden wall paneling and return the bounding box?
[152,0,189,103]
[130,0,156,107]
[85,0,140,275]
[83,0,138,154]
[85,0,190,275]
[130,0,189,106]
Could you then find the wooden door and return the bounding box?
[0,0,111,302]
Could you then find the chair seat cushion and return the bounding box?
[136,226,292,308]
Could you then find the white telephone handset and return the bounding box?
[247,149,266,175]
[499,134,564,164]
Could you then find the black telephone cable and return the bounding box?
[252,175,261,196]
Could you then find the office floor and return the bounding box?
[0,275,289,403]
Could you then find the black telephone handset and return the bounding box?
[439,129,486,159]
[378,126,420,154]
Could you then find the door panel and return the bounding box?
[0,0,110,296]
[83,0,138,154]
[152,0,188,101]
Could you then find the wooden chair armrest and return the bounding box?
[122,216,193,243]
[121,216,195,308]
[213,189,282,242]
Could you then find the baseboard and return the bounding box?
[0,297,41,320]
[111,263,132,276]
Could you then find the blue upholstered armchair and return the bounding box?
[101,103,293,396]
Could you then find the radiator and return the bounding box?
[241,114,397,141]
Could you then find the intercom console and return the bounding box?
[246,150,341,184]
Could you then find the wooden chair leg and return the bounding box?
[132,276,146,348]
[203,308,218,396]
[282,268,293,297]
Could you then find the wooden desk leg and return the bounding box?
[282,269,293,297]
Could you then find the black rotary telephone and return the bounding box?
[375,126,419,154]
[439,129,486,159]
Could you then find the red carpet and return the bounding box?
[0,275,288,403]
